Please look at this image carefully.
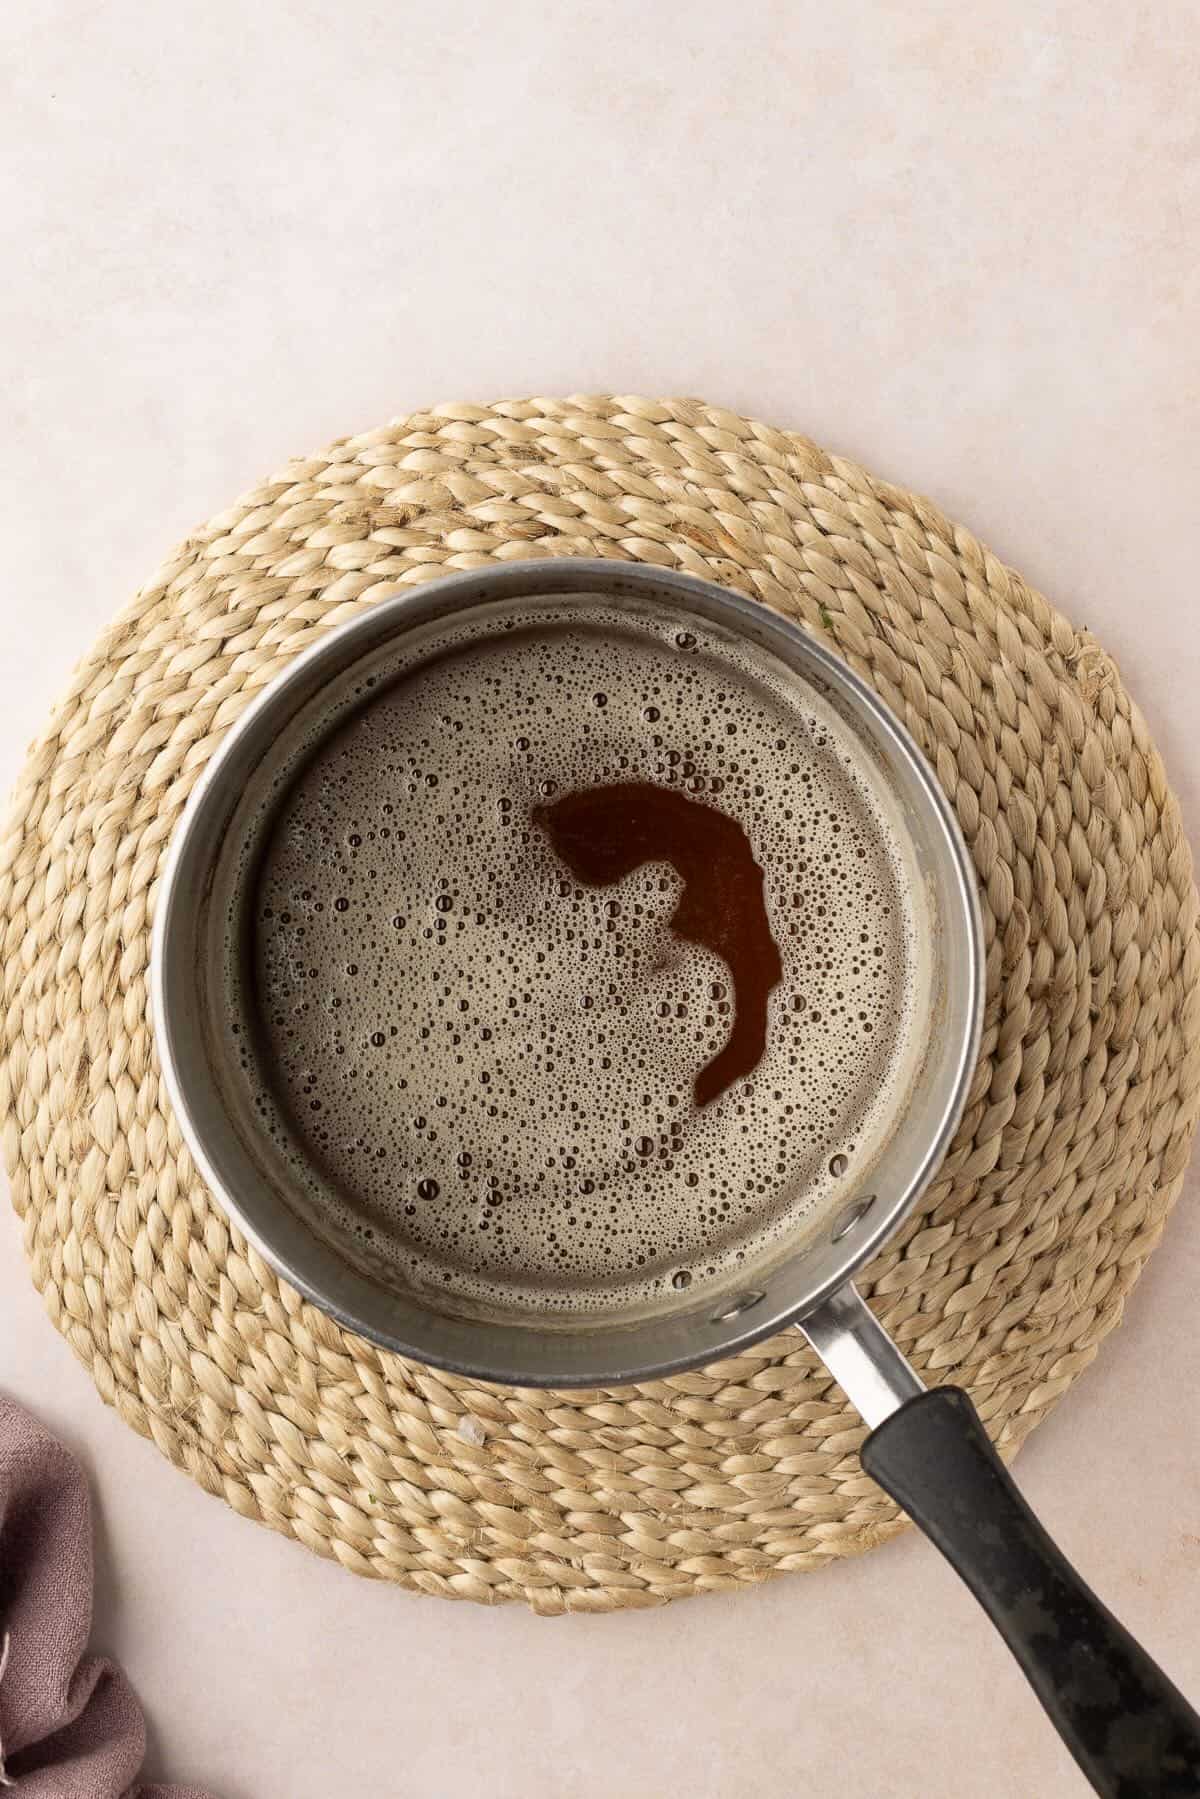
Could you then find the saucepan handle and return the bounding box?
[800,1287,1200,1798]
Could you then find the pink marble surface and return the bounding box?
[2,5,1198,1794]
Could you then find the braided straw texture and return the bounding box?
[3,398,1198,1613]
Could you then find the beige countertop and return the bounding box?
[2,5,1198,1794]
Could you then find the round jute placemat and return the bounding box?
[3,397,1198,1613]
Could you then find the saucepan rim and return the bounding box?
[151,559,984,1385]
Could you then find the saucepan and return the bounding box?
[152,560,1200,1795]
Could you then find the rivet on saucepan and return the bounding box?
[831,1194,877,1244]
[711,1290,766,1324]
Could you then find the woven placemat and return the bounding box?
[3,398,1198,1613]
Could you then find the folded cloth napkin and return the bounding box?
[0,1394,214,1797]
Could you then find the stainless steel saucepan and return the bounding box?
[153,560,1200,1796]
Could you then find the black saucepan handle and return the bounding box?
[862,1386,1200,1797]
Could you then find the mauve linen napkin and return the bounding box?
[0,1394,214,1797]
